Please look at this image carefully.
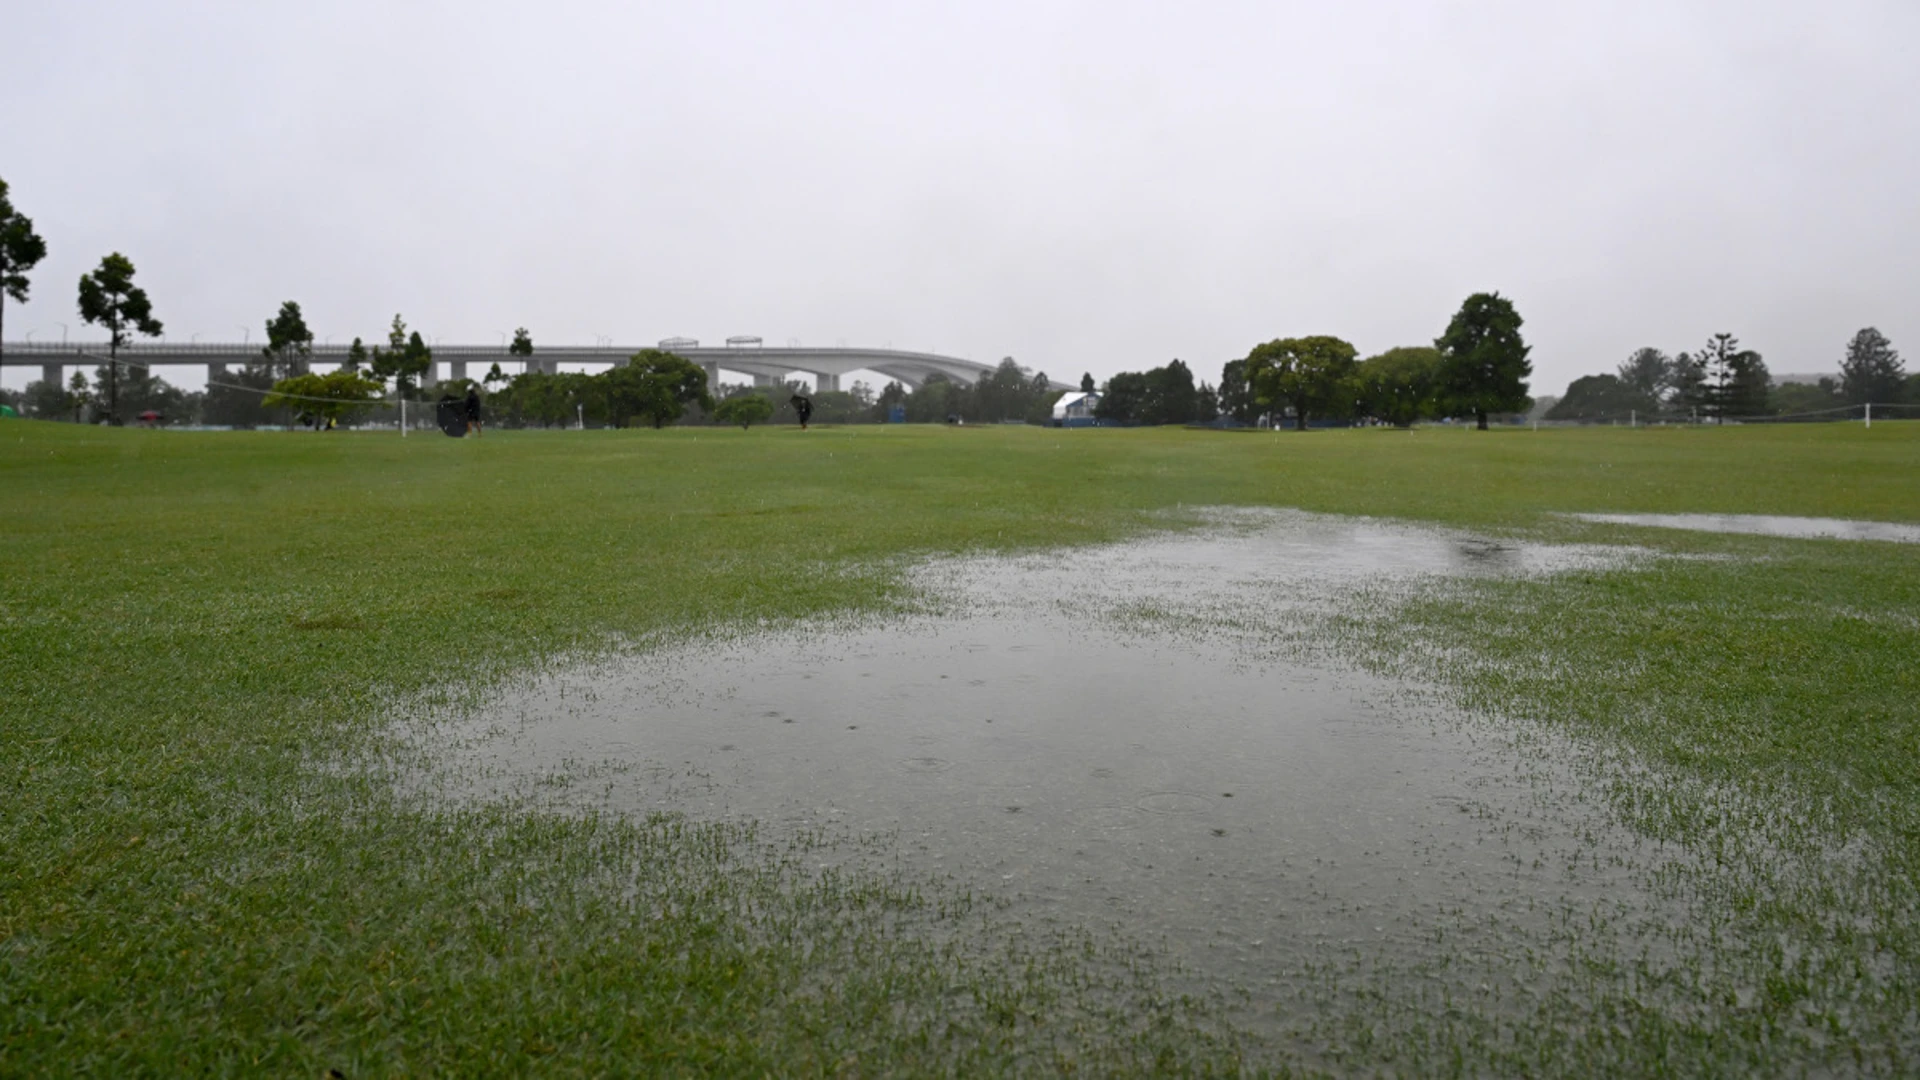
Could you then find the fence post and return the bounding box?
[401,397,407,437]
[1865,402,1872,429]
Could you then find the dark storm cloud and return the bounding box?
[4,0,1915,393]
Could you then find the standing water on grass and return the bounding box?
[411,510,1753,1057]
[1568,511,1920,544]
[412,507,1912,1060]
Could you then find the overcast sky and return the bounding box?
[4,0,1916,395]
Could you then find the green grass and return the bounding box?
[4,419,1918,1075]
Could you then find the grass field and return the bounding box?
[4,419,1918,1075]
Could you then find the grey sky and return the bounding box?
[4,0,1916,395]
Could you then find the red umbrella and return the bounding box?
[138,410,161,420]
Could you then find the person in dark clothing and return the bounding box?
[790,394,813,430]
[465,386,483,437]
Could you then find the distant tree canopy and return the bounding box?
[1544,374,1660,421]
[1557,333,1774,421]
[1436,292,1530,430]
[1216,359,1258,426]
[202,365,278,428]
[262,370,385,427]
[91,356,185,423]
[19,376,76,421]
[713,393,774,429]
[1687,333,1770,421]
[1840,328,1903,405]
[1616,347,1674,402]
[509,327,534,358]
[1772,379,1841,416]
[604,350,712,428]
[877,358,1052,425]
[494,370,598,427]
[1244,335,1359,431]
[370,314,433,398]
[1094,372,1148,424]
[262,300,313,380]
[1355,347,1442,428]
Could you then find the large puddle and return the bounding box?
[1570,511,1920,544]
[416,510,1712,1037]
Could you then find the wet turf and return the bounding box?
[3,419,1918,1074]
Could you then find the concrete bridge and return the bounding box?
[0,341,998,392]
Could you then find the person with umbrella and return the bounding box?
[465,385,483,437]
[789,393,813,430]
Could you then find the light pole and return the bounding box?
[238,326,250,346]
[54,322,67,345]
[24,328,35,342]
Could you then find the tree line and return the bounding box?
[1545,329,1912,422]
[1094,292,1533,431]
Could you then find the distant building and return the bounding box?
[1051,391,1100,427]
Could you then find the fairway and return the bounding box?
[5,420,1919,1075]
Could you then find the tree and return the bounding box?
[1772,380,1841,416]
[1839,328,1903,406]
[1670,351,1709,419]
[1725,351,1771,418]
[1217,359,1258,425]
[973,358,1036,422]
[96,356,185,423]
[1093,372,1149,424]
[0,177,49,375]
[904,373,959,423]
[874,380,908,421]
[1195,382,1220,423]
[262,370,385,428]
[1436,293,1530,430]
[77,252,164,425]
[603,349,712,428]
[342,336,369,374]
[1080,372,1095,394]
[1616,347,1674,403]
[262,300,313,380]
[1245,335,1359,431]
[1140,359,1199,425]
[370,314,432,398]
[484,362,507,388]
[1692,333,1770,420]
[20,377,73,421]
[510,327,534,368]
[68,371,91,423]
[202,366,277,428]
[1544,374,1660,422]
[1356,346,1442,428]
[713,393,774,429]
[498,369,592,428]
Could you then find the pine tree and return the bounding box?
[76,253,164,425]
[1839,328,1903,406]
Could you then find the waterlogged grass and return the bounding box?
[3,419,1918,1074]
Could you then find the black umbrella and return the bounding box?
[436,396,467,437]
